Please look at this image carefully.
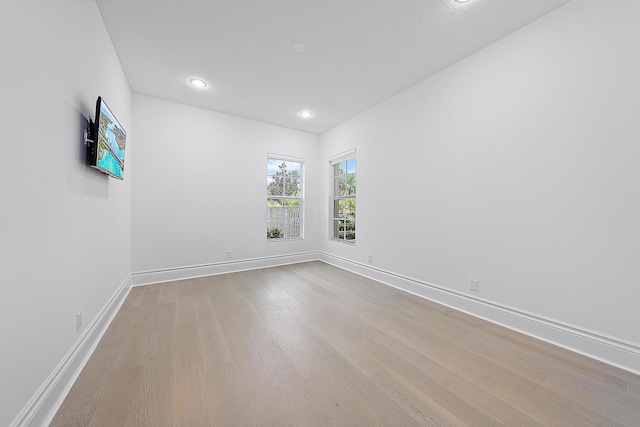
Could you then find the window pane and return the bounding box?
[285,219,301,238]
[268,176,286,196]
[267,158,282,176]
[267,198,284,209]
[285,198,301,207]
[339,161,347,177]
[338,175,348,196]
[347,173,356,195]
[267,225,284,238]
[343,219,355,234]
[285,177,300,196]
[336,197,355,219]
[267,218,284,228]
[267,202,284,238]
[285,161,302,174]
[348,198,355,218]
[347,158,356,174]
[267,176,284,196]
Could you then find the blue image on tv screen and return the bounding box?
[96,100,126,179]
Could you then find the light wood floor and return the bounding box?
[51,261,640,426]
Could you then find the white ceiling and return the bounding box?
[96,0,573,134]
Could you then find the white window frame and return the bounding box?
[330,149,356,244]
[267,154,305,240]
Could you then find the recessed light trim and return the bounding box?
[189,78,207,88]
[455,0,472,2]
[292,42,306,53]
[298,110,313,119]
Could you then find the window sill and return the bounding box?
[330,238,356,245]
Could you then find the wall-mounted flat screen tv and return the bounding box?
[88,96,126,180]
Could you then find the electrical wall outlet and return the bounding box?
[226,251,232,259]
[76,312,82,331]
[470,279,479,292]
[368,255,373,263]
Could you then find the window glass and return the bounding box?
[267,157,303,239]
[332,158,355,242]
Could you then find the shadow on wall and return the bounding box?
[64,100,109,199]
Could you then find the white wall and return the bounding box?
[0,1,132,425]
[321,0,640,355]
[131,94,320,276]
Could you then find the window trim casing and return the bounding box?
[267,154,305,241]
[329,149,356,244]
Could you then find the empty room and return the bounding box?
[2,0,639,426]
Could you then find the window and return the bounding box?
[332,156,356,242]
[267,156,303,239]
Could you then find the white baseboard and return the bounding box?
[131,251,320,286]
[319,252,640,376]
[10,276,132,427]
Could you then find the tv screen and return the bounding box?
[89,96,126,179]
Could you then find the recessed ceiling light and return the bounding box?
[298,110,313,119]
[292,43,306,53]
[189,78,207,88]
[455,0,472,2]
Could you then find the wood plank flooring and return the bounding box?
[51,262,640,426]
